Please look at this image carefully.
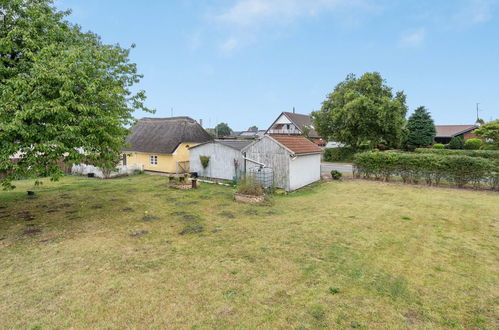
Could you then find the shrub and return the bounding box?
[199,156,210,169]
[448,136,464,149]
[236,176,264,196]
[323,147,356,162]
[433,143,445,149]
[464,138,483,150]
[330,170,342,180]
[353,151,497,189]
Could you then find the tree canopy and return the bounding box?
[311,72,408,149]
[405,106,436,149]
[0,0,150,189]
[475,119,499,149]
[215,122,232,137]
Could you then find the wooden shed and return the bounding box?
[242,135,323,191]
[189,140,252,180]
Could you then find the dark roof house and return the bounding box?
[123,117,213,154]
[435,125,479,144]
[266,112,320,138]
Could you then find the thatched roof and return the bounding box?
[123,117,213,154]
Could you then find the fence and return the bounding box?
[248,167,274,188]
[72,163,144,179]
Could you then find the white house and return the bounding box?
[189,140,252,181]
[266,111,326,147]
[242,135,323,191]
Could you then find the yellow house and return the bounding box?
[123,117,213,173]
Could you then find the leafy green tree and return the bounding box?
[215,122,232,137]
[312,72,408,149]
[475,119,499,149]
[0,0,149,189]
[405,106,436,149]
[248,126,258,132]
[448,136,464,149]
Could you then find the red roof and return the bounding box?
[270,135,323,154]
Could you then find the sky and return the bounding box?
[55,0,499,130]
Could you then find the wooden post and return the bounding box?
[191,179,197,189]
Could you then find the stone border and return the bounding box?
[168,183,193,190]
[234,192,265,204]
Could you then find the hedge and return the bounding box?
[353,151,498,189]
[323,147,356,162]
[414,148,499,161]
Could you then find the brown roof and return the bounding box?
[123,117,213,154]
[270,135,323,155]
[435,125,478,138]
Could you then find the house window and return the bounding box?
[150,155,158,165]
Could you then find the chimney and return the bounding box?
[293,106,295,113]
[199,119,203,127]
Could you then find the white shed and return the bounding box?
[189,140,252,180]
[242,135,323,191]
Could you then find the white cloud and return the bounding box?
[452,0,497,26]
[399,28,426,48]
[217,0,367,26]
[213,0,375,52]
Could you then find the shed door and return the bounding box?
[122,154,127,166]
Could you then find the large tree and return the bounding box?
[215,122,232,137]
[475,119,499,149]
[405,106,436,149]
[312,72,408,149]
[0,0,149,189]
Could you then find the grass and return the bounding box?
[0,174,498,329]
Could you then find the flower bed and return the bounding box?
[234,192,265,204]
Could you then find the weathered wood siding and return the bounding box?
[244,136,290,191]
[189,142,243,180]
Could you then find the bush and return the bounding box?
[448,136,464,149]
[323,147,356,162]
[433,143,445,149]
[199,156,210,169]
[353,151,497,189]
[330,170,342,180]
[464,138,483,150]
[236,176,264,196]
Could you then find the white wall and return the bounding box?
[189,142,244,180]
[288,153,321,191]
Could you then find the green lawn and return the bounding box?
[0,175,497,329]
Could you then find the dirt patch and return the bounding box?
[166,197,177,202]
[219,212,235,219]
[245,209,258,215]
[39,239,51,243]
[218,203,230,207]
[66,210,77,214]
[59,193,71,199]
[153,194,163,197]
[109,198,122,202]
[182,215,199,221]
[265,211,277,215]
[180,224,204,235]
[171,211,186,216]
[123,207,134,212]
[142,215,159,221]
[18,211,35,221]
[46,209,58,214]
[211,229,221,233]
[186,201,199,205]
[21,229,41,236]
[60,203,73,208]
[130,230,149,237]
[67,216,81,221]
[175,202,185,207]
[91,205,103,209]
